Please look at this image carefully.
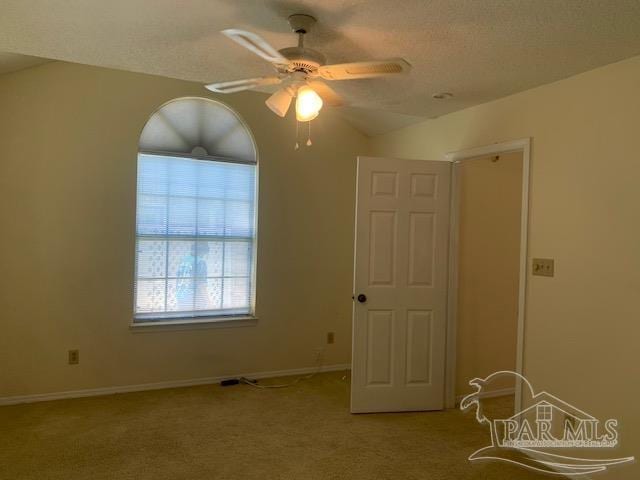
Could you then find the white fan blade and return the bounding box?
[205,76,281,94]
[222,29,289,66]
[306,80,345,107]
[318,58,411,81]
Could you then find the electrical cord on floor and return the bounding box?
[239,351,324,389]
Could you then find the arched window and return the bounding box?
[134,97,257,323]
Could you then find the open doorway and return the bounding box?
[445,140,530,412]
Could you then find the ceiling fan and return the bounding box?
[205,14,411,122]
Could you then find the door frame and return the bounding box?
[444,138,531,413]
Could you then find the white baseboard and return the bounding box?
[0,363,352,406]
[455,387,515,406]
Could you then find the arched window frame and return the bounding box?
[133,97,258,325]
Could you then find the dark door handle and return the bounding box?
[357,294,367,303]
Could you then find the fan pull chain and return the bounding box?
[294,120,315,150]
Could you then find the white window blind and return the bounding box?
[134,153,256,321]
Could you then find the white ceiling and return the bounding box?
[0,52,49,75]
[2,1,640,135]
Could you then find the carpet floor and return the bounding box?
[0,371,547,479]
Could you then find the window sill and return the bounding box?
[130,315,258,332]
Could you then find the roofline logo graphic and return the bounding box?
[460,371,634,476]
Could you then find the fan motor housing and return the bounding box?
[279,47,326,73]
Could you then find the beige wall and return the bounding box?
[371,55,640,478]
[456,152,522,395]
[0,62,368,397]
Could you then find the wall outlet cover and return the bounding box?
[68,349,79,365]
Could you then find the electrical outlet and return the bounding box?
[327,332,335,344]
[532,258,554,277]
[68,349,79,365]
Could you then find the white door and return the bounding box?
[351,157,451,413]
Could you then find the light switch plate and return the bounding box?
[532,258,554,277]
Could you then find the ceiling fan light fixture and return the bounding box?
[266,87,294,117]
[207,17,413,145]
[295,85,323,122]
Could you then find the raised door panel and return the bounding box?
[410,173,437,198]
[408,212,435,287]
[405,310,433,385]
[368,211,397,286]
[366,310,394,386]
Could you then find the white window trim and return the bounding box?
[134,97,259,327]
[130,315,258,331]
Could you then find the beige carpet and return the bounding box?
[0,371,547,479]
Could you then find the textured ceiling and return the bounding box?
[2,1,640,135]
[0,52,49,75]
